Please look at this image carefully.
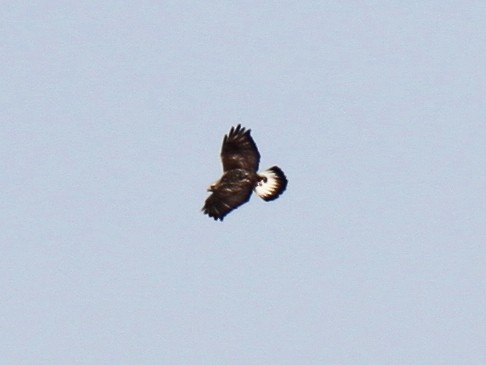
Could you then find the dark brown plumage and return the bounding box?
[202,124,287,221]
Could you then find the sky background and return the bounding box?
[2,1,486,364]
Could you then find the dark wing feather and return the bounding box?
[202,181,253,221]
[221,124,260,172]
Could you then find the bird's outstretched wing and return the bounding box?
[221,124,260,172]
[202,179,253,221]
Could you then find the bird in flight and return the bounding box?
[202,124,288,221]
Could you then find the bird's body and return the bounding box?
[210,168,257,193]
[202,124,287,221]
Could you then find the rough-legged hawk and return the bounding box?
[202,124,288,221]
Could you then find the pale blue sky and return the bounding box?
[2,2,486,364]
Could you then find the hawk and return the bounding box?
[202,124,288,221]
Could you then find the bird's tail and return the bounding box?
[255,166,288,201]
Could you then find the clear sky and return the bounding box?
[2,2,486,364]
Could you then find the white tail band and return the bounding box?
[254,166,288,201]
